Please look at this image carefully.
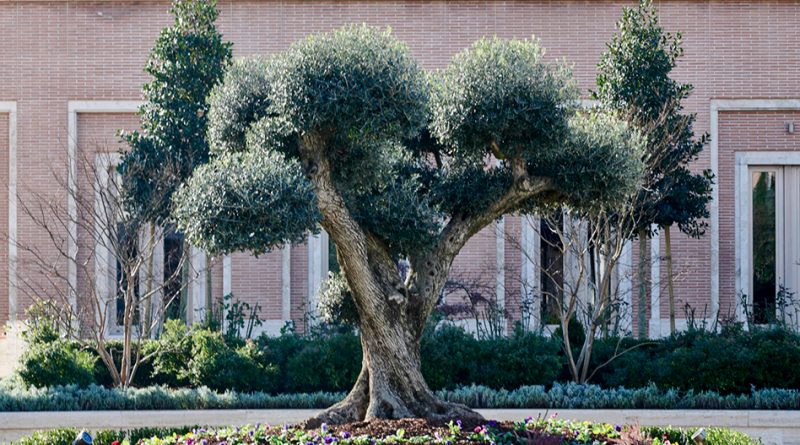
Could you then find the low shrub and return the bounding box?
[186,329,273,393]
[1,382,799,412]
[592,326,800,394]
[284,330,361,393]
[17,340,98,389]
[15,317,800,396]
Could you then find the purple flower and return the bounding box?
[615,425,622,432]
[324,435,336,444]
[488,420,498,428]
[321,423,329,433]
[340,431,351,439]
[456,420,462,428]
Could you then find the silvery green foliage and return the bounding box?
[430,37,643,215]
[269,25,429,149]
[430,37,577,166]
[179,27,644,258]
[206,57,275,156]
[527,111,645,211]
[316,272,359,327]
[2,380,800,411]
[173,150,320,255]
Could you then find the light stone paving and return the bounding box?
[1,409,799,444]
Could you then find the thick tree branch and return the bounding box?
[297,133,405,320]
[407,164,555,334]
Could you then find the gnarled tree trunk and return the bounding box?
[299,134,552,425]
[306,309,477,426]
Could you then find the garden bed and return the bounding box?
[4,416,765,445]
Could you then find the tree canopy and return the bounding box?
[593,0,713,237]
[176,26,644,259]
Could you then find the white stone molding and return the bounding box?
[0,102,17,323]
[495,218,507,334]
[649,224,661,338]
[281,245,291,322]
[734,151,800,326]
[520,215,540,330]
[67,101,142,323]
[306,232,324,320]
[710,99,800,323]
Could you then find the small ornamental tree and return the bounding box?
[118,0,232,331]
[175,27,644,423]
[594,0,713,336]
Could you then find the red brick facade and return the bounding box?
[1,0,799,339]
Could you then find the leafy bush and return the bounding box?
[421,324,480,389]
[17,341,97,388]
[285,330,361,393]
[593,326,800,394]
[186,329,268,392]
[149,320,193,388]
[15,314,800,397]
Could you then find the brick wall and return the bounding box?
[0,0,798,337]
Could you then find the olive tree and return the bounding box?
[175,27,644,423]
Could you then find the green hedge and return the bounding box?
[15,322,800,396]
[2,381,800,411]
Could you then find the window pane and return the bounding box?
[752,171,777,324]
[115,222,140,326]
[540,212,564,325]
[163,226,185,322]
[328,240,340,274]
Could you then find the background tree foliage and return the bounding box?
[593,0,714,336]
[118,0,232,223]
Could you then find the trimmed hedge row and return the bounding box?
[17,322,800,395]
[2,381,800,411]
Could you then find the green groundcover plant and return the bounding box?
[2,379,800,411]
[5,417,759,445]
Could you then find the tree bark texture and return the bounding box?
[298,134,554,424]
